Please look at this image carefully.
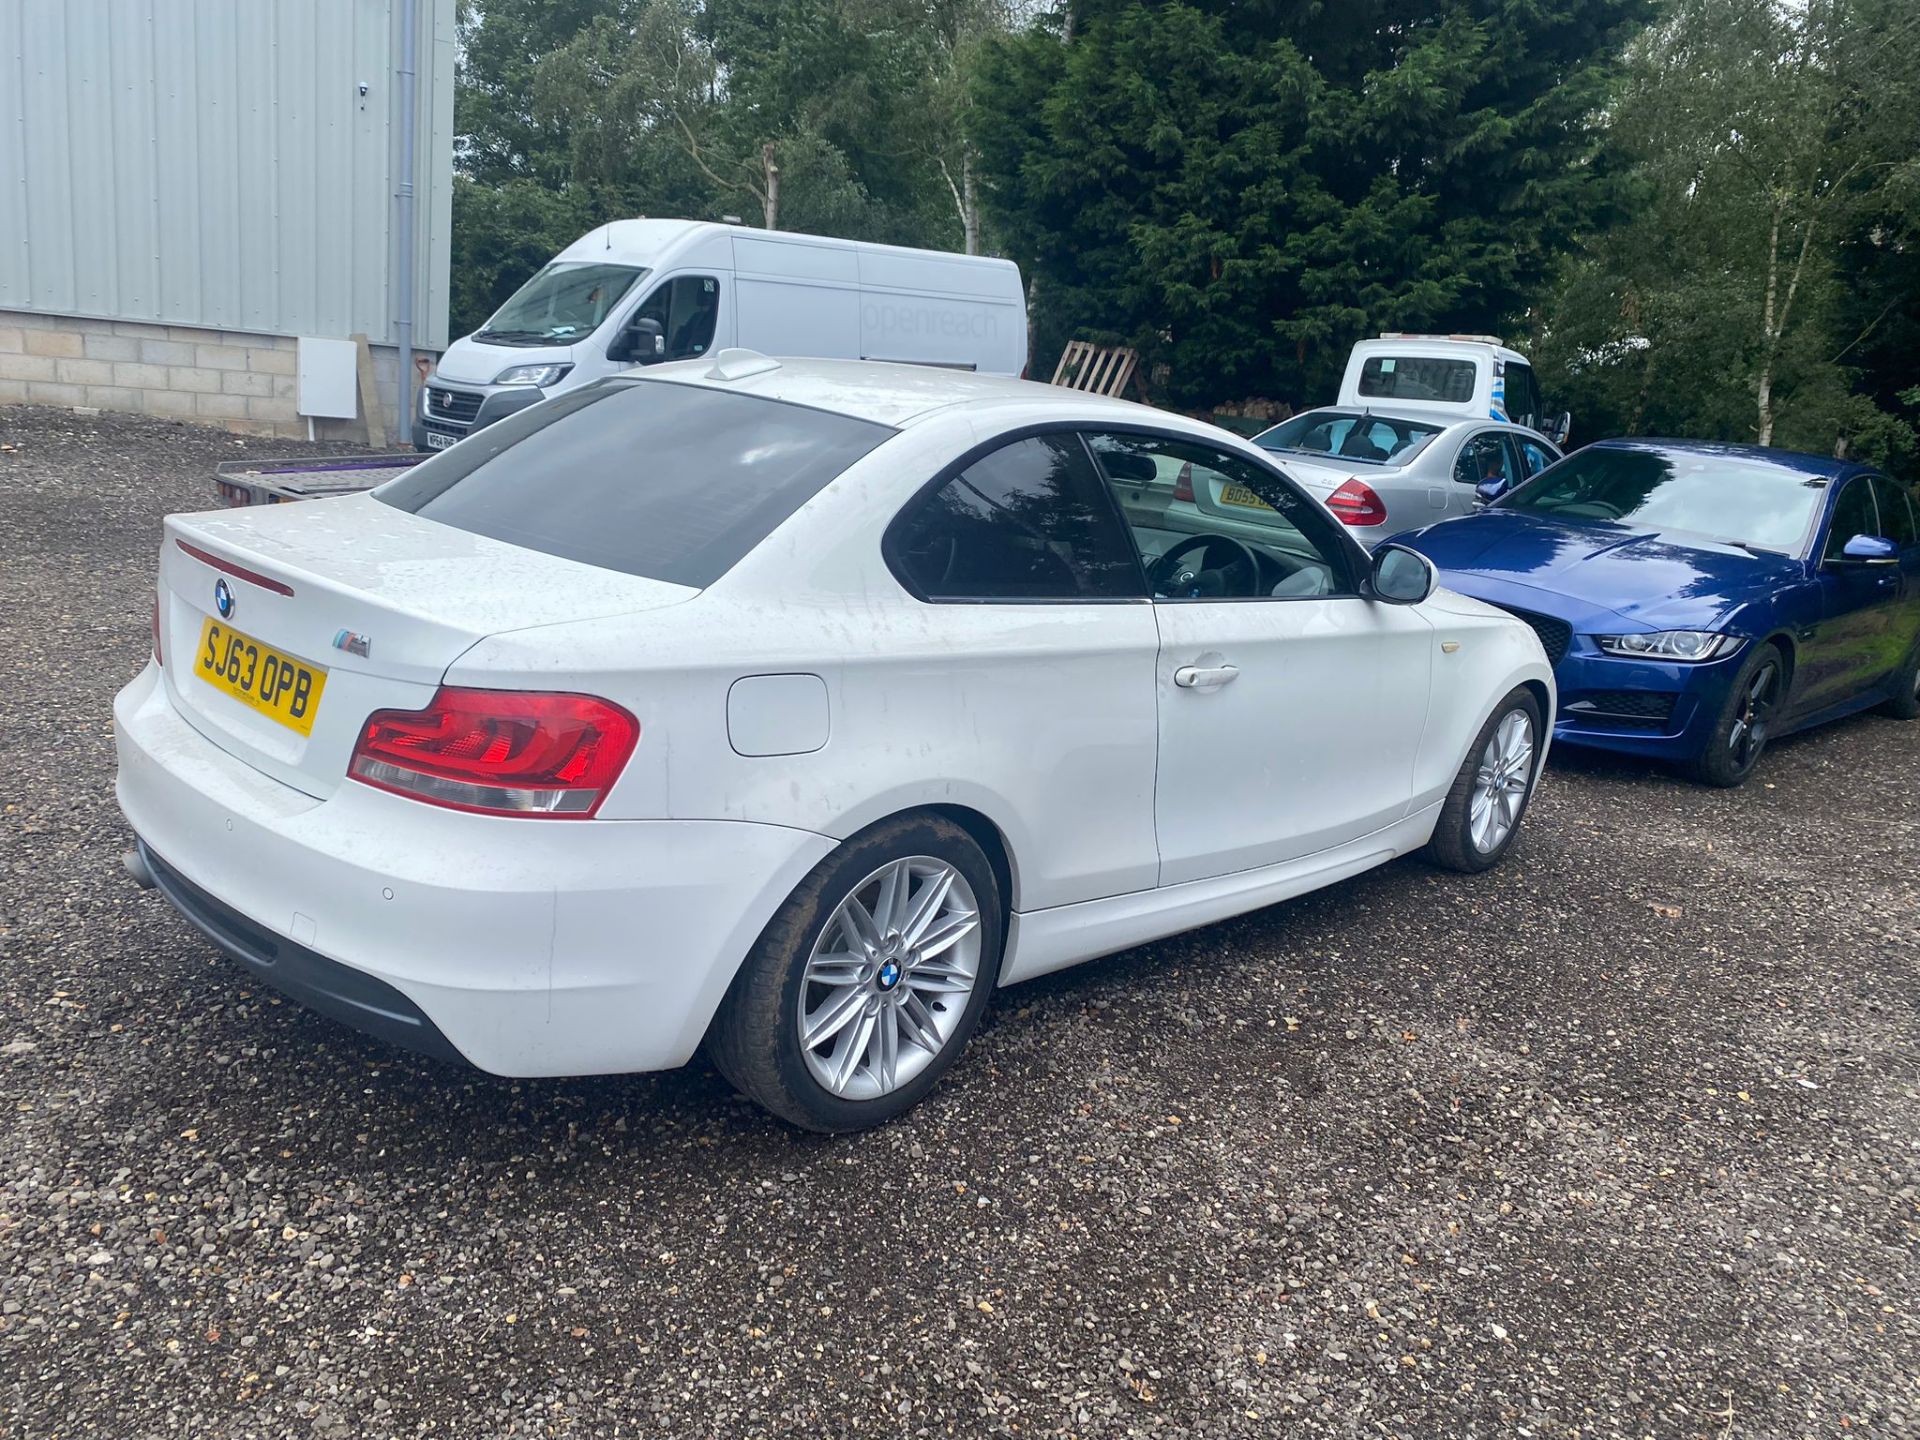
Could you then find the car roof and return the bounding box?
[1587,437,1872,482]
[1268,406,1540,439]
[632,354,1190,431]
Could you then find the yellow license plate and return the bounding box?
[1218,483,1273,511]
[195,618,327,736]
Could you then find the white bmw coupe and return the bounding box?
[116,354,1553,1130]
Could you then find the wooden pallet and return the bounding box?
[1049,341,1142,399]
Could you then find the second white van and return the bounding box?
[416,220,1028,450]
[1336,334,1569,445]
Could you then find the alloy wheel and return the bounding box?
[1469,709,1535,854]
[1728,661,1779,770]
[797,857,982,1101]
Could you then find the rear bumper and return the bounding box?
[114,663,837,1076]
[139,842,468,1066]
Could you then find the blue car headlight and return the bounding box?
[1594,630,1744,662]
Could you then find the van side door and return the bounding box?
[603,274,726,373]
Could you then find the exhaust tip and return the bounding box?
[122,848,156,890]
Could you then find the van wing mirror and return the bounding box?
[610,316,666,365]
[1546,411,1571,447]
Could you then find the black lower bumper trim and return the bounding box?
[138,840,470,1067]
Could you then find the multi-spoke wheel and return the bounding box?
[707,814,1003,1132]
[1685,641,1784,787]
[796,857,982,1101]
[1467,708,1535,855]
[1425,688,1544,873]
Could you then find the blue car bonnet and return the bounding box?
[1401,509,1805,631]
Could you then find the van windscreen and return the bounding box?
[376,380,895,587]
[477,262,646,345]
[1358,356,1476,405]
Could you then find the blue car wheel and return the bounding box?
[1684,642,1784,788]
[1883,641,1920,722]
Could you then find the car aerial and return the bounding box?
[1393,438,1920,787]
[1244,408,1564,549]
[116,354,1554,1131]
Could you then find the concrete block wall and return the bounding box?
[0,309,417,445]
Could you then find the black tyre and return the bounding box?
[1880,639,1920,721]
[1683,641,1784,787]
[707,813,1004,1133]
[1423,687,1543,874]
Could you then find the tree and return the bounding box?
[972,0,1653,408]
[448,1,1024,332]
[1536,0,1920,465]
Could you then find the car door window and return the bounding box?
[1823,477,1881,561]
[1081,430,1355,600]
[1870,476,1917,548]
[630,276,720,360]
[1454,432,1517,488]
[1517,436,1559,477]
[890,433,1146,601]
[1503,363,1542,429]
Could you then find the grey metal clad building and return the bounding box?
[0,0,455,440]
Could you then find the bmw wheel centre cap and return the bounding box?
[876,960,901,991]
[213,578,234,619]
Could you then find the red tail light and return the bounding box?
[151,592,164,666]
[1173,462,1195,503]
[349,688,639,819]
[1325,478,1387,528]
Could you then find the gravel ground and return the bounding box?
[2,404,1917,1440]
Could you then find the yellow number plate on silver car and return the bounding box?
[1218,483,1274,511]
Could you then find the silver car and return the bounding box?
[1245,408,1563,547]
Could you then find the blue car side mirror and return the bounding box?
[1839,533,1898,563]
[1475,478,1508,505]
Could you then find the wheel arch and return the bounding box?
[922,803,1018,916]
[1760,630,1797,690]
[1517,675,1552,760]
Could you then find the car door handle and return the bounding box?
[1174,664,1240,689]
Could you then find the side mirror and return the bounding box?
[468,386,545,433]
[609,316,666,365]
[1369,543,1437,605]
[1837,533,1898,564]
[1546,411,1572,447]
[1475,477,1510,506]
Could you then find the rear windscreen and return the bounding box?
[376,379,895,587]
[1358,356,1477,404]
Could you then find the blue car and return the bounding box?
[1393,439,1920,785]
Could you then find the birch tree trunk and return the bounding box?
[961,152,980,256]
[1756,202,1782,446]
[762,143,781,231]
[1755,197,1816,448]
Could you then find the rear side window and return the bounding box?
[1455,432,1518,487]
[377,380,893,587]
[890,434,1145,601]
[1359,356,1476,405]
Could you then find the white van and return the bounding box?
[1336,334,1568,445]
[416,220,1028,450]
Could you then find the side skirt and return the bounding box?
[998,802,1445,986]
